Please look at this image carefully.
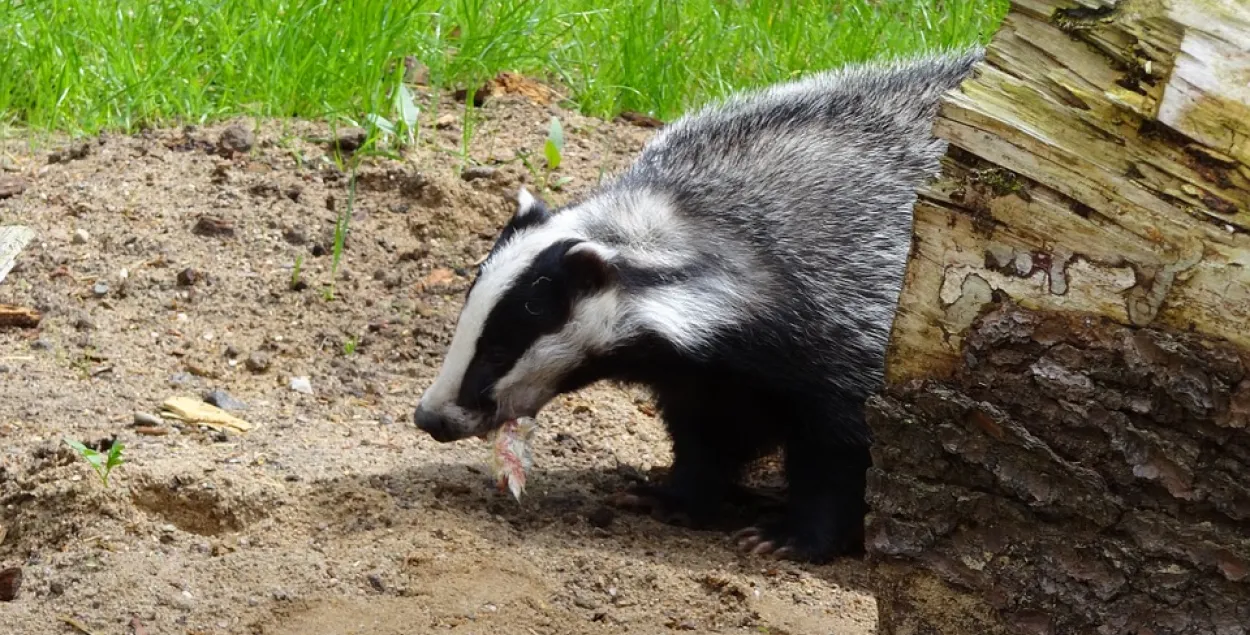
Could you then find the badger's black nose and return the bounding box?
[413,405,456,442]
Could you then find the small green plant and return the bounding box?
[543,116,573,191]
[64,438,125,487]
[343,335,359,356]
[323,170,357,301]
[459,87,479,169]
[290,254,306,290]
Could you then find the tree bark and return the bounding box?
[866,1,1250,633]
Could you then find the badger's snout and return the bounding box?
[412,405,459,442]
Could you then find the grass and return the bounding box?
[0,0,1008,137]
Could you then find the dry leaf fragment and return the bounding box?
[160,396,254,433]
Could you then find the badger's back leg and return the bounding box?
[612,378,779,529]
[735,395,871,563]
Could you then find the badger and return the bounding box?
[413,48,983,563]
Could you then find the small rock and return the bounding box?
[133,412,163,427]
[0,365,9,374]
[0,175,26,199]
[30,339,52,351]
[284,186,302,202]
[176,268,201,287]
[330,128,367,153]
[366,574,386,593]
[203,389,247,412]
[71,228,90,244]
[435,114,457,129]
[245,352,271,374]
[272,589,292,602]
[224,345,240,359]
[461,166,497,182]
[192,215,235,238]
[290,376,313,395]
[48,580,64,597]
[0,567,21,602]
[387,203,410,214]
[170,590,196,611]
[91,282,109,297]
[169,372,195,387]
[218,125,255,155]
[282,227,307,245]
[379,414,395,426]
[587,506,616,529]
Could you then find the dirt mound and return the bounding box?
[0,90,876,634]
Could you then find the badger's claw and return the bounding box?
[731,524,815,562]
[608,482,717,529]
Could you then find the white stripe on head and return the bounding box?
[492,288,622,417]
[417,212,585,412]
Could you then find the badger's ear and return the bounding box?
[513,187,551,227]
[564,241,617,293]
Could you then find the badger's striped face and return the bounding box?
[413,188,620,442]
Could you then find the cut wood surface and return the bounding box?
[868,0,1250,633]
[885,0,1250,386]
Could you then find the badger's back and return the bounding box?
[592,49,982,397]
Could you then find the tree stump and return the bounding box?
[866,1,1250,633]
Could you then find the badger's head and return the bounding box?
[412,187,622,442]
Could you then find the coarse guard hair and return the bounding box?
[413,47,982,561]
[415,48,980,441]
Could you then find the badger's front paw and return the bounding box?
[609,481,718,529]
[732,516,863,564]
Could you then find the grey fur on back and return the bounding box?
[582,48,983,399]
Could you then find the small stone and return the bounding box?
[91,282,109,297]
[169,372,195,387]
[330,128,367,153]
[387,202,410,214]
[72,228,90,244]
[30,339,52,351]
[379,414,395,426]
[587,506,616,529]
[0,175,26,199]
[245,352,271,374]
[170,590,196,610]
[176,268,201,287]
[0,567,21,602]
[460,166,497,182]
[290,376,313,395]
[367,574,386,593]
[224,345,240,359]
[134,412,163,427]
[272,589,292,601]
[435,114,456,129]
[218,125,255,155]
[203,389,247,412]
[282,227,307,245]
[284,186,302,202]
[48,580,64,597]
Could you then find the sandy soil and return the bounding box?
[0,84,877,635]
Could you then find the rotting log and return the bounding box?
[866,1,1250,634]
